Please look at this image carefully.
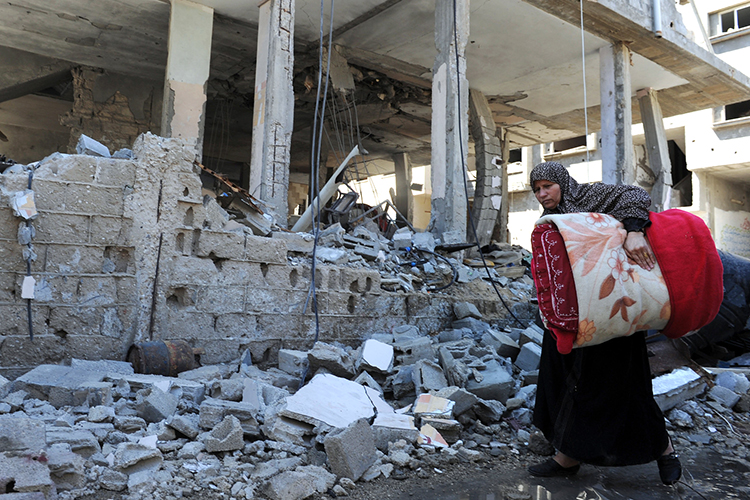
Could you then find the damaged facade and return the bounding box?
[1,1,750,499]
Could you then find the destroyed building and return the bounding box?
[1,1,750,500]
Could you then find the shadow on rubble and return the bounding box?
[389,447,745,500]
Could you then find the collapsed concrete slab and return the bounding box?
[281,374,391,429]
[653,368,707,412]
[12,365,110,409]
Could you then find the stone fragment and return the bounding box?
[251,457,304,481]
[454,301,482,320]
[12,364,110,408]
[113,442,163,474]
[474,399,507,425]
[372,413,418,452]
[389,365,415,400]
[451,317,491,335]
[438,329,464,343]
[271,231,315,253]
[708,385,741,408]
[325,419,378,481]
[46,429,101,457]
[482,330,520,359]
[205,415,244,453]
[76,134,111,157]
[177,365,225,382]
[278,349,309,378]
[652,368,707,412]
[392,325,420,342]
[135,386,177,423]
[421,417,461,444]
[0,415,46,452]
[413,360,448,393]
[46,443,85,490]
[88,405,115,423]
[714,371,750,394]
[0,453,56,499]
[198,398,261,436]
[520,325,544,346]
[412,232,436,252]
[514,343,542,371]
[434,387,478,416]
[394,337,433,365]
[168,413,200,439]
[177,441,205,460]
[307,342,355,378]
[358,339,394,373]
[210,379,245,401]
[0,375,12,399]
[263,465,336,500]
[354,371,383,394]
[392,231,413,250]
[465,359,514,403]
[316,247,348,265]
[99,469,128,491]
[117,373,204,403]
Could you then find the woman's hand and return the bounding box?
[624,231,655,271]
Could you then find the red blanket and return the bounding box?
[532,209,723,353]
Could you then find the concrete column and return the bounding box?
[393,152,414,223]
[468,88,504,247]
[161,0,214,154]
[637,87,672,212]
[599,42,634,185]
[430,0,469,243]
[249,0,295,227]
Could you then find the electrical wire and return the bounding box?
[300,0,336,390]
[451,0,524,328]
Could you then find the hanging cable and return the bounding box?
[300,0,336,389]
[451,0,524,327]
[580,0,590,163]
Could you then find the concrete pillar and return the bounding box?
[249,0,295,227]
[430,0,469,244]
[637,87,672,212]
[393,152,414,223]
[161,0,214,154]
[599,42,634,185]
[468,89,504,247]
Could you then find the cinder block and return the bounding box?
[465,359,514,403]
[46,428,101,457]
[135,386,178,423]
[168,256,220,286]
[95,159,137,186]
[48,305,107,337]
[0,453,56,498]
[271,231,314,253]
[245,289,309,315]
[195,230,245,259]
[324,418,377,481]
[0,208,17,240]
[199,397,261,436]
[164,309,216,340]
[64,184,124,216]
[339,268,380,293]
[514,342,542,371]
[90,216,133,246]
[205,415,244,452]
[244,234,287,264]
[215,313,258,337]
[213,261,267,287]
[46,442,86,490]
[27,178,70,212]
[278,349,309,377]
[43,244,105,274]
[0,415,46,452]
[114,277,138,302]
[195,286,245,314]
[34,212,91,244]
[36,153,98,182]
[653,367,707,412]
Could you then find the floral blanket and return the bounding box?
[533,213,671,353]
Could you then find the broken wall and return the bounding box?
[0,134,521,379]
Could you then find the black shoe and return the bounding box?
[657,452,682,485]
[528,458,580,477]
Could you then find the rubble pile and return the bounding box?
[1,312,749,500]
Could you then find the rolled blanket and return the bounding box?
[531,210,723,354]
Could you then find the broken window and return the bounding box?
[547,135,587,155]
[725,100,750,121]
[715,4,750,35]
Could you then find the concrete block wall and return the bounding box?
[0,133,519,377]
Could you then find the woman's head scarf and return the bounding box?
[530,161,651,221]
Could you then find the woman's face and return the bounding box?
[533,179,562,210]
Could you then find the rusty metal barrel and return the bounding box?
[127,340,197,377]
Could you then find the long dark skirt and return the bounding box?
[533,329,669,466]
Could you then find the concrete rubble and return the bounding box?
[0,322,746,500]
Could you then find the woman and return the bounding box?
[527,161,681,485]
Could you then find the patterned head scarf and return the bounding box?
[530,161,651,221]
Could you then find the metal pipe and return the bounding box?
[653,0,663,38]
[291,145,361,232]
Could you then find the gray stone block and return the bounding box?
[99,469,128,491]
[324,419,377,481]
[653,368,707,412]
[278,349,309,378]
[198,397,261,436]
[46,429,101,458]
[434,387,478,416]
[263,465,336,500]
[76,134,111,157]
[520,325,544,346]
[168,413,200,439]
[307,342,355,378]
[71,358,134,376]
[708,385,741,409]
[395,337,433,365]
[482,330,520,359]
[118,374,205,403]
[210,379,245,401]
[12,364,108,408]
[392,231,413,250]
[451,317,491,335]
[715,371,750,395]
[135,386,178,423]
[514,343,542,372]
[474,398,507,424]
[412,232,436,252]
[389,365,415,400]
[0,415,46,453]
[0,375,10,399]
[271,231,315,253]
[454,301,482,320]
[465,359,514,403]
[87,405,115,423]
[205,415,244,452]
[413,360,448,393]
[0,453,56,499]
[113,442,163,475]
[46,443,86,490]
